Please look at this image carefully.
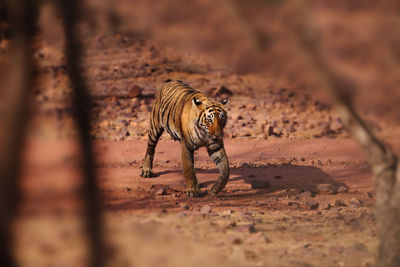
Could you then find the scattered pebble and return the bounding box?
[298,191,314,199]
[180,202,190,210]
[128,85,142,98]
[316,184,337,195]
[155,187,167,195]
[337,185,349,193]
[232,238,242,245]
[319,202,331,210]
[349,198,363,208]
[244,250,257,260]
[244,232,264,244]
[288,201,301,208]
[200,205,212,214]
[333,200,345,208]
[305,200,319,210]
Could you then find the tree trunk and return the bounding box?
[57,1,104,266]
[0,0,37,266]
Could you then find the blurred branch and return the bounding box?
[226,0,400,265]
[56,0,104,266]
[0,0,38,266]
[298,23,400,267]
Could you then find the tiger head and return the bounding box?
[192,97,229,140]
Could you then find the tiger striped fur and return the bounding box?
[140,79,230,197]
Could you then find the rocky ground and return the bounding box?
[3,4,400,266]
[29,33,362,141]
[16,137,390,267]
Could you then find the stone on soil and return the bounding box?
[200,205,212,214]
[337,185,349,193]
[316,184,337,195]
[305,200,319,210]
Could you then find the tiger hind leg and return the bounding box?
[141,123,164,178]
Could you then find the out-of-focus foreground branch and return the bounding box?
[300,31,400,267]
[0,0,37,266]
[56,0,104,266]
[225,1,400,265]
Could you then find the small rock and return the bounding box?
[298,191,314,199]
[155,187,167,195]
[333,199,345,207]
[288,201,301,208]
[349,198,363,207]
[218,85,234,97]
[247,103,257,110]
[316,184,337,195]
[180,202,190,210]
[275,175,282,179]
[244,250,257,260]
[266,125,275,136]
[236,224,256,233]
[222,209,234,215]
[244,232,264,244]
[330,118,344,132]
[100,120,110,128]
[248,224,257,233]
[349,242,369,255]
[128,85,142,98]
[305,200,319,210]
[319,202,331,210]
[232,238,242,245]
[207,85,233,100]
[337,185,349,193]
[200,205,212,214]
[274,225,287,231]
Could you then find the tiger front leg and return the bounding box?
[141,144,156,178]
[207,143,230,195]
[181,144,201,197]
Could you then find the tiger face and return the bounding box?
[193,97,229,140]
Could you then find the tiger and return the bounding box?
[140,79,230,197]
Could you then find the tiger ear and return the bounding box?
[193,97,202,107]
[221,98,229,106]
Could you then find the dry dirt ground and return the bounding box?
[4,2,400,266]
[16,136,400,267]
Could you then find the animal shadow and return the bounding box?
[197,163,344,195]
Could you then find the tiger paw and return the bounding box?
[211,183,222,196]
[140,169,154,178]
[185,187,202,197]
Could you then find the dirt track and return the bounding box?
[21,137,379,212]
[16,137,386,266]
